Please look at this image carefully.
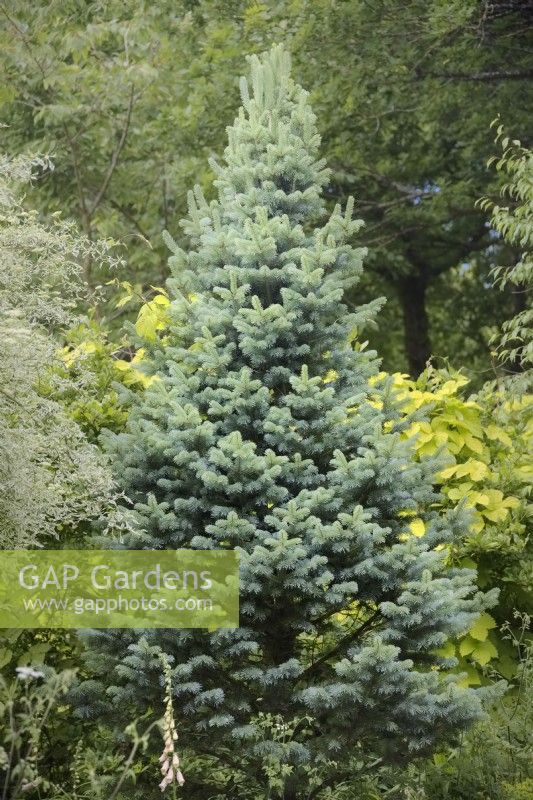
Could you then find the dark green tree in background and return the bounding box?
[79,48,498,799]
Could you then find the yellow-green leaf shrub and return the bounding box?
[59,288,172,437]
[376,367,532,680]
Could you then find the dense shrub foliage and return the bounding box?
[0,155,126,549]
[382,369,532,681]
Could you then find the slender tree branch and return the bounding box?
[0,4,47,80]
[108,198,151,242]
[89,83,135,216]
[301,611,381,680]
[62,123,91,235]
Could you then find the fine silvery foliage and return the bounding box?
[0,154,127,548]
[82,48,498,795]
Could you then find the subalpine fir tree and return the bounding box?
[82,47,496,797]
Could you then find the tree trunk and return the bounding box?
[397,274,431,377]
[513,283,527,317]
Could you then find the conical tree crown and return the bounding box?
[213,44,329,224]
[85,46,494,795]
[163,44,379,397]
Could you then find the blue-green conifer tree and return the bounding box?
[81,46,496,797]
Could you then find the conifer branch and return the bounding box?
[301,611,382,679]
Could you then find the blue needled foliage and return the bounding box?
[78,45,498,792]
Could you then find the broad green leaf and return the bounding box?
[470,639,498,666]
[485,424,513,448]
[462,434,484,455]
[451,460,488,481]
[135,295,170,341]
[468,491,490,507]
[439,464,458,480]
[115,293,134,308]
[470,612,497,642]
[459,635,476,656]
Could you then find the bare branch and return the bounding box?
[417,67,533,82]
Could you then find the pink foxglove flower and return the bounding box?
[158,655,184,792]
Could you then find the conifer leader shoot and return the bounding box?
[80,46,498,796]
